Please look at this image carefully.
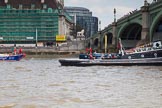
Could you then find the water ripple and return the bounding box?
[0,59,161,108]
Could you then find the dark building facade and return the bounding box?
[64,6,98,38]
[0,0,60,9]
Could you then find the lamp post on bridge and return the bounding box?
[112,8,117,50]
[114,8,116,23]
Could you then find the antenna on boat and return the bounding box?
[118,38,125,56]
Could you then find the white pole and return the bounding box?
[105,35,107,53]
[36,28,38,47]
[74,14,78,50]
[74,14,76,26]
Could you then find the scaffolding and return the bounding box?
[0,8,59,44]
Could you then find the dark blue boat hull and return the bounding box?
[0,54,25,61]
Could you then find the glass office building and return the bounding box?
[64,7,98,38]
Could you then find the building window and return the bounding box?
[41,0,45,3]
[7,4,10,9]
[43,4,47,9]
[4,0,8,3]
[19,4,23,9]
[31,4,35,9]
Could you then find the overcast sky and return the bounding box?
[65,0,153,29]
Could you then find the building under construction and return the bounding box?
[0,0,72,46]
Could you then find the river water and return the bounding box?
[0,58,162,108]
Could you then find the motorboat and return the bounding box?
[59,40,162,66]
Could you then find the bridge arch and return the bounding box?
[93,38,99,47]
[117,22,142,48]
[150,11,162,41]
[118,22,142,40]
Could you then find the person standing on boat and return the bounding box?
[93,50,97,54]
[89,48,94,59]
[89,53,94,59]
[18,48,22,54]
[89,47,92,54]
[14,47,17,55]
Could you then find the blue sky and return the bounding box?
[65,0,153,29]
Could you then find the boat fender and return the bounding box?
[154,53,157,58]
[128,56,131,59]
[141,54,144,58]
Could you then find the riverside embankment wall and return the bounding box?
[0,47,81,58]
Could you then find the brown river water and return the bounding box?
[0,58,162,108]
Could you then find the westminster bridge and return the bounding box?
[86,0,162,52]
